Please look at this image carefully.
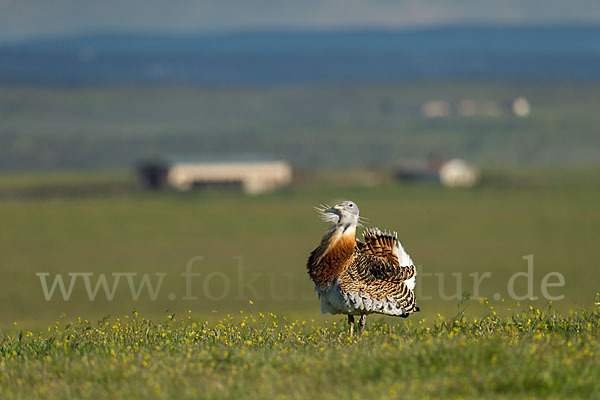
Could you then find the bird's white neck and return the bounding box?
[329,222,357,241]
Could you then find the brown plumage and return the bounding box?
[307,201,419,334]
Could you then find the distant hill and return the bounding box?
[1,25,600,84]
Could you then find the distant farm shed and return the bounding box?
[138,156,293,195]
[395,155,480,188]
[439,159,480,188]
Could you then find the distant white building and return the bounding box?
[512,97,531,117]
[138,157,293,195]
[439,159,480,188]
[421,97,530,118]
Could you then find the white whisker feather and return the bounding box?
[314,204,339,224]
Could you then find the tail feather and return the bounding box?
[393,240,414,267]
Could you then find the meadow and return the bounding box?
[1,300,599,398]
[0,167,599,398]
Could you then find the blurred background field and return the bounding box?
[1,81,599,328]
[2,82,600,170]
[1,165,598,328]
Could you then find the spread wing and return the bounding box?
[336,228,419,315]
[355,228,416,283]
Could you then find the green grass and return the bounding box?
[1,301,599,399]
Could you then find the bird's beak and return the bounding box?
[330,204,343,214]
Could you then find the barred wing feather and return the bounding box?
[341,227,419,315]
[356,228,417,284]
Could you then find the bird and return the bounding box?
[306,200,419,335]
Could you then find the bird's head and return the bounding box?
[316,200,361,227]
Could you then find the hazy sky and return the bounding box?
[1,0,599,42]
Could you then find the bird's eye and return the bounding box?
[348,203,353,207]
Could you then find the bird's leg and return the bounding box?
[348,315,355,336]
[359,314,366,334]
